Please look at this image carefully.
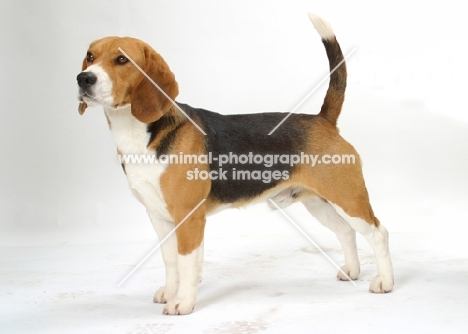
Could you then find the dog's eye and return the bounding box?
[115,55,129,65]
[86,52,94,63]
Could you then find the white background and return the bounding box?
[1,0,468,333]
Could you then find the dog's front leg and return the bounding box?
[156,162,208,315]
[162,208,206,315]
[163,243,203,315]
[147,211,179,304]
[131,181,182,305]
[146,209,206,313]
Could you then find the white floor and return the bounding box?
[2,206,468,334]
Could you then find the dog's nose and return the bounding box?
[77,72,97,88]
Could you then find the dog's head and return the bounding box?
[77,36,179,123]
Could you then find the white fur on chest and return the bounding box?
[105,106,171,221]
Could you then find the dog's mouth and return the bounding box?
[79,92,121,109]
[78,91,99,105]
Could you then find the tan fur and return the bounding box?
[159,123,210,255]
[79,37,178,122]
[78,102,87,115]
[291,119,378,226]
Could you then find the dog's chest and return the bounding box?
[105,107,170,220]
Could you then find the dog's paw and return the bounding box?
[163,298,195,315]
[369,275,393,293]
[153,286,176,304]
[337,264,360,281]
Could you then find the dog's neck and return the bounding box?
[146,105,187,151]
[104,104,186,155]
[104,105,151,155]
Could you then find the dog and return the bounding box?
[77,13,393,315]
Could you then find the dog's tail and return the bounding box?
[308,13,347,127]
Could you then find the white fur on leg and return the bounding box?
[303,197,360,280]
[145,209,180,303]
[163,245,201,315]
[152,231,178,303]
[332,204,394,293]
[368,224,393,293]
[145,212,179,304]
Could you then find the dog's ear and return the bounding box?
[131,45,179,123]
[78,57,88,115]
[78,101,88,115]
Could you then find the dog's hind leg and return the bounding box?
[299,134,394,292]
[302,196,360,280]
[332,202,394,293]
[313,172,394,293]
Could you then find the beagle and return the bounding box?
[77,13,393,315]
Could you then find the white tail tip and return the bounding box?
[308,12,335,41]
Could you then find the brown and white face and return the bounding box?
[77,36,179,123]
